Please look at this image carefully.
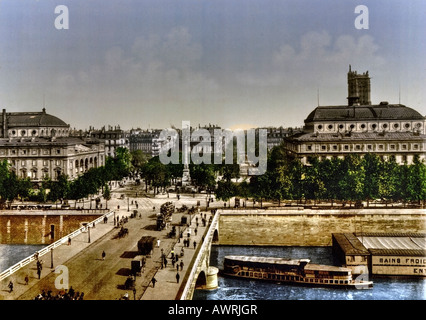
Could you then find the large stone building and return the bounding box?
[129,129,162,157]
[87,125,129,157]
[284,67,426,165]
[0,108,105,182]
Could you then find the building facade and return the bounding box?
[128,129,163,157]
[0,108,105,182]
[87,125,129,157]
[284,68,426,165]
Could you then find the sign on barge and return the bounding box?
[222,255,373,289]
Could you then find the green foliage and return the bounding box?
[189,163,216,191]
[103,183,111,200]
[215,179,237,202]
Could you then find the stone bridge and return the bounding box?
[179,210,220,300]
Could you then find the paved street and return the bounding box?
[0,181,218,300]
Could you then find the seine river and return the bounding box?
[193,245,426,300]
[2,244,425,300]
[0,244,46,273]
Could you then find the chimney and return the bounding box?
[2,108,8,138]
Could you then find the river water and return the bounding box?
[193,245,426,300]
[2,244,425,300]
[0,244,46,273]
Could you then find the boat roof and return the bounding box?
[224,255,351,272]
[225,255,309,266]
[304,264,351,272]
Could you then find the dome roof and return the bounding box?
[305,104,425,123]
[4,109,69,128]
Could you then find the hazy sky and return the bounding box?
[0,0,424,130]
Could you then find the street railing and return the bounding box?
[0,210,115,282]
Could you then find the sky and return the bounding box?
[0,0,424,130]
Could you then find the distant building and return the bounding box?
[129,129,163,157]
[263,126,301,150]
[86,125,129,157]
[0,108,105,182]
[284,67,426,165]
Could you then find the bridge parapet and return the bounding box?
[180,211,220,300]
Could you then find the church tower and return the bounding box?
[347,65,371,106]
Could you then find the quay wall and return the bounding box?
[0,211,104,244]
[218,208,426,246]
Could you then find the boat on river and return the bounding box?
[222,255,373,289]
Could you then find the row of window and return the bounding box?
[9,128,69,137]
[14,164,95,180]
[306,143,421,152]
[316,122,423,132]
[5,148,62,156]
[11,159,62,167]
[9,157,100,169]
[238,272,350,284]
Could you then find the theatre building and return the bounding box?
[0,108,105,183]
[284,67,426,165]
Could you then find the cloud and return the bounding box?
[50,27,219,110]
[237,31,385,88]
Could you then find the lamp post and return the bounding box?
[88,226,91,243]
[128,197,130,212]
[50,248,54,269]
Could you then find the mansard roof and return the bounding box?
[1,109,69,128]
[305,104,425,123]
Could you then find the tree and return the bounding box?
[249,172,273,208]
[378,156,398,206]
[48,174,70,202]
[103,183,111,209]
[130,150,149,175]
[267,146,294,206]
[0,160,20,207]
[318,157,343,206]
[289,157,304,204]
[407,155,426,206]
[304,156,326,203]
[189,163,216,192]
[362,153,381,207]
[339,154,365,206]
[215,179,237,206]
[141,156,170,195]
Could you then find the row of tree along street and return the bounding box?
[1,145,425,209]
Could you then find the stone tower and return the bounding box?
[347,65,371,106]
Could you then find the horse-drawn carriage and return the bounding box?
[118,227,129,238]
[131,255,146,277]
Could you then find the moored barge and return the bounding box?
[223,255,373,289]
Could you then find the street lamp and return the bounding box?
[50,248,54,269]
[88,226,91,243]
[128,197,130,212]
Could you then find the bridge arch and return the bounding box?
[213,229,219,243]
[195,270,207,289]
